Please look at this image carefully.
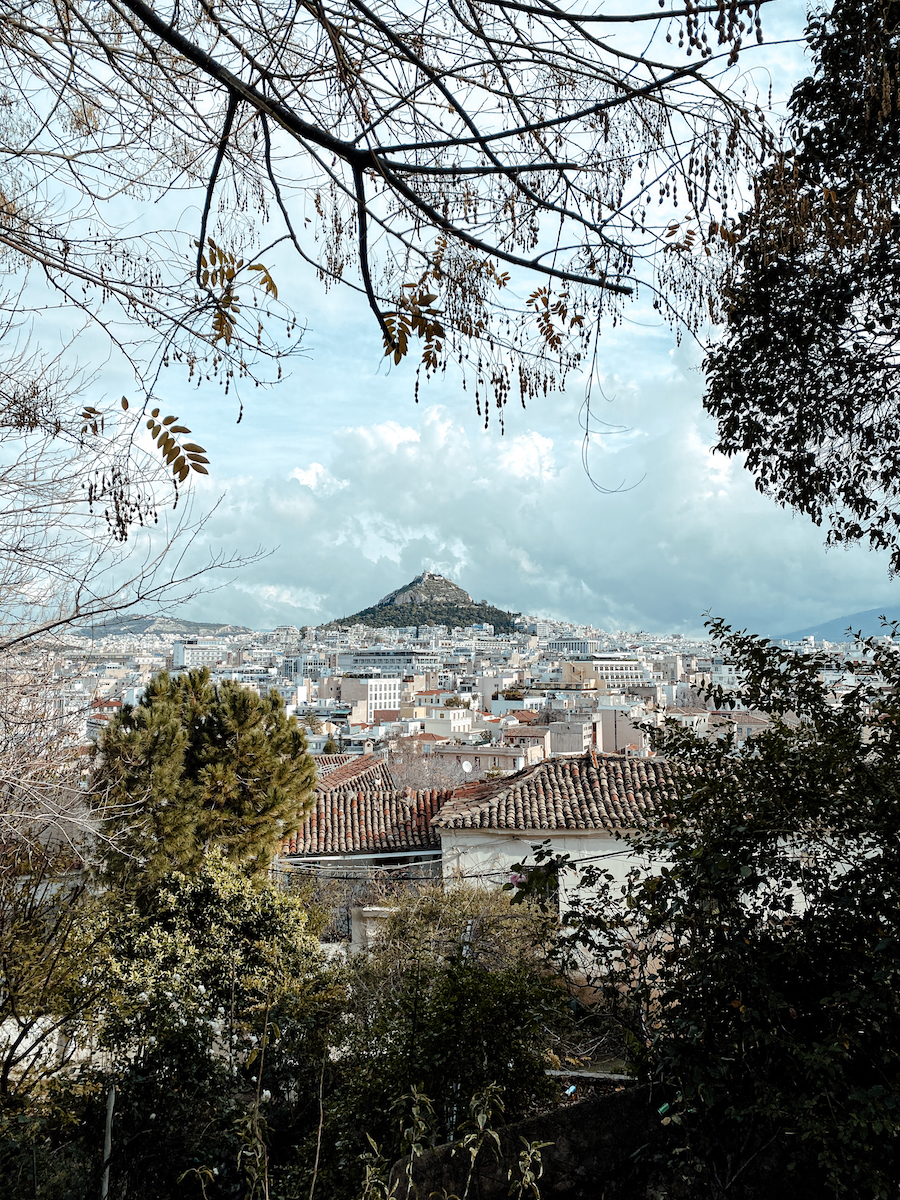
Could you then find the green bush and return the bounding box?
[540,621,900,1199]
[314,886,564,1199]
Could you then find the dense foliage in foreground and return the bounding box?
[0,867,574,1200]
[525,621,900,1199]
[8,627,900,1199]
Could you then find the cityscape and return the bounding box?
[4,0,900,1192]
[53,570,880,768]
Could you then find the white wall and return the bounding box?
[440,827,655,905]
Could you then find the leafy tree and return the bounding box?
[0,843,112,1104]
[0,0,778,434]
[1,853,337,1200]
[321,737,339,755]
[538,620,900,1198]
[319,885,564,1200]
[299,712,324,736]
[92,853,331,1200]
[93,668,316,886]
[706,0,900,571]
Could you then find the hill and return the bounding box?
[324,571,520,633]
[776,606,900,642]
[72,615,253,639]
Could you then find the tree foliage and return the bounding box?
[540,620,900,1198]
[0,844,113,1104]
[299,711,324,736]
[94,668,317,885]
[325,600,520,634]
[0,0,775,432]
[705,0,900,571]
[1,870,575,1200]
[316,885,563,1199]
[0,852,335,1200]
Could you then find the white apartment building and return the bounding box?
[709,659,744,689]
[173,638,228,668]
[336,649,440,675]
[547,637,602,657]
[367,677,403,721]
[334,676,405,722]
[421,706,474,737]
[563,655,655,691]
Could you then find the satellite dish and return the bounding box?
[461,761,473,773]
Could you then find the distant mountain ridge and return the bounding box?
[325,570,520,632]
[73,615,253,639]
[776,606,900,642]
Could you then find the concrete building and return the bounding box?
[595,704,649,755]
[427,743,535,775]
[173,638,228,668]
[336,649,440,676]
[503,724,552,759]
[547,637,602,657]
[549,718,592,756]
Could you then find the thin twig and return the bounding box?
[308,1057,326,1200]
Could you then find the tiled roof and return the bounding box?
[710,711,770,725]
[314,753,356,777]
[433,753,677,832]
[315,754,395,792]
[283,787,452,855]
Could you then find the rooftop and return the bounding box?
[314,754,395,792]
[283,786,451,855]
[433,752,677,833]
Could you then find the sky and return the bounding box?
[166,288,900,639]
[33,2,900,638]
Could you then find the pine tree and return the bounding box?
[94,669,316,885]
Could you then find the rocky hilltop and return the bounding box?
[376,571,475,609]
[325,571,520,632]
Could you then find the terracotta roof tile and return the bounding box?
[433,752,676,833]
[282,786,453,856]
[315,755,395,792]
[314,753,356,777]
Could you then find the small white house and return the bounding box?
[433,751,676,905]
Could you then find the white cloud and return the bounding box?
[498,432,556,481]
[350,420,421,454]
[290,463,347,494]
[178,368,900,638]
[168,206,900,640]
[234,583,328,613]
